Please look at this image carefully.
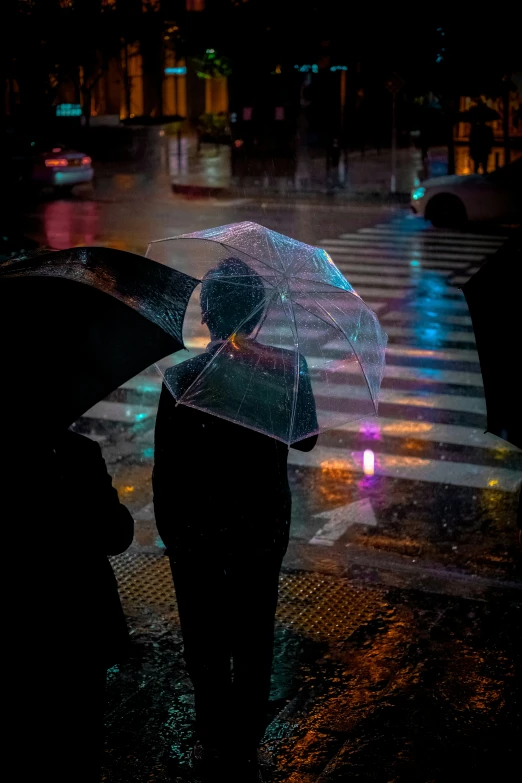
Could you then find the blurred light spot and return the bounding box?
[360,421,382,440]
[383,421,432,435]
[363,449,375,476]
[142,447,154,459]
[122,485,135,494]
[488,479,499,487]
[410,260,420,267]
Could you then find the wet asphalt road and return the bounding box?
[18,177,522,781]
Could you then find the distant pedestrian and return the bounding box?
[469,122,494,174]
[5,428,134,783]
[328,137,341,188]
[153,258,317,782]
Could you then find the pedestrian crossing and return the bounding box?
[79,215,521,506]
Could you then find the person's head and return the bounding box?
[200,257,265,341]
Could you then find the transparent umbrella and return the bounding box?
[146,221,387,445]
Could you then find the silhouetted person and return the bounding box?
[470,122,494,174]
[4,428,133,782]
[153,258,317,782]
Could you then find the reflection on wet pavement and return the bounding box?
[104,552,521,782]
[18,185,520,780]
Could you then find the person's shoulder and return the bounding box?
[164,353,210,383]
[163,353,211,398]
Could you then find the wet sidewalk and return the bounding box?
[104,549,521,782]
[166,137,444,199]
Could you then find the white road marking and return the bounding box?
[84,400,154,422]
[329,237,495,256]
[312,383,486,415]
[324,262,449,277]
[289,447,521,492]
[359,227,507,243]
[451,275,473,285]
[323,342,479,363]
[321,242,485,262]
[332,254,477,270]
[382,311,472,326]
[337,417,520,451]
[383,325,477,344]
[338,232,503,250]
[309,498,378,546]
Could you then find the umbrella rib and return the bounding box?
[252,289,280,339]
[282,292,301,444]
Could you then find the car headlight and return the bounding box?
[412,186,426,201]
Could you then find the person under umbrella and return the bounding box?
[469,121,495,174]
[150,221,386,781]
[0,247,197,782]
[153,258,318,782]
[461,229,522,542]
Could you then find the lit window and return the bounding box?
[186,0,205,10]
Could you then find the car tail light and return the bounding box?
[81,156,92,166]
[45,158,69,167]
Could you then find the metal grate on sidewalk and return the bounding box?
[111,551,392,643]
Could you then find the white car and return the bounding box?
[411,158,521,227]
[9,136,94,194]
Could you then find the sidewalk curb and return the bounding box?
[171,182,411,204]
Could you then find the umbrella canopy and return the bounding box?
[458,103,500,124]
[0,246,198,434]
[147,221,387,445]
[462,230,522,450]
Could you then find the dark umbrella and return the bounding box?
[461,230,522,450]
[0,246,198,434]
[458,104,501,124]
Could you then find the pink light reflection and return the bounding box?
[360,420,382,441]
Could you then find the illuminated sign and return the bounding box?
[56,103,82,117]
[330,65,348,72]
[165,66,187,75]
[294,64,319,73]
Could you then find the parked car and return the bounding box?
[7,136,94,194]
[411,157,522,227]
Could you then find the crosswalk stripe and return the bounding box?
[348,286,409,299]
[385,344,478,361]
[339,232,503,251]
[451,275,473,285]
[312,383,486,414]
[384,325,477,344]
[337,258,475,272]
[84,400,153,423]
[288,446,521,492]
[382,311,472,326]
[321,242,485,262]
[331,236,496,256]
[337,417,520,452]
[360,227,507,243]
[334,274,416,288]
[323,262,450,277]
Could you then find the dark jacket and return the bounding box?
[5,429,133,666]
[153,345,317,560]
